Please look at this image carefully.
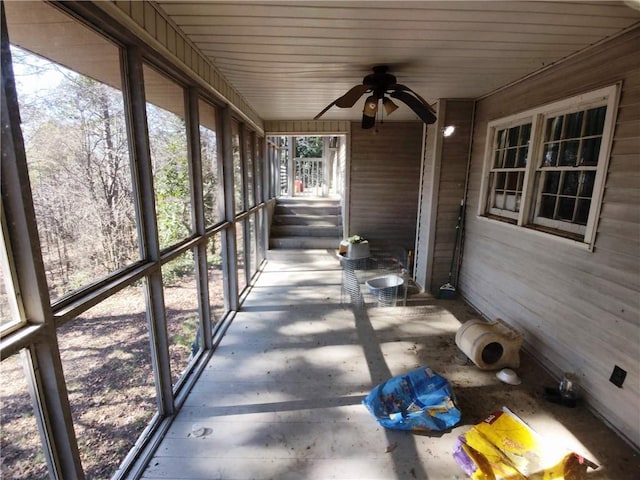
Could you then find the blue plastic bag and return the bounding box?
[362,366,461,432]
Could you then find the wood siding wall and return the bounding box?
[414,100,474,292]
[461,27,640,446]
[263,120,350,134]
[431,100,475,292]
[349,122,423,257]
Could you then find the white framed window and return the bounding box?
[485,121,533,220]
[479,84,620,248]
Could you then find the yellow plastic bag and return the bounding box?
[453,407,597,480]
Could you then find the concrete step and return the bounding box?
[275,197,340,206]
[271,224,342,237]
[270,197,343,250]
[269,236,341,250]
[273,214,342,226]
[275,204,341,216]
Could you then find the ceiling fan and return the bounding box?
[314,65,437,128]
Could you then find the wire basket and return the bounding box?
[340,255,371,307]
[366,274,404,307]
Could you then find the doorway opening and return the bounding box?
[272,135,346,198]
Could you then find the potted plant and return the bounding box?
[346,234,370,259]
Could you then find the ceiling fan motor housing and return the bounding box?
[363,65,397,96]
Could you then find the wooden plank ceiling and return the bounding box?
[155,1,640,122]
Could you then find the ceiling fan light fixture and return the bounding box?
[361,95,378,129]
[363,95,378,117]
[382,97,399,115]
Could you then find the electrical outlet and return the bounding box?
[609,365,627,388]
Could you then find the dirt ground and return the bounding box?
[0,271,224,480]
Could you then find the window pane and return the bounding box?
[584,106,606,136]
[246,133,255,208]
[575,199,591,225]
[546,116,563,142]
[1,354,49,479]
[504,148,517,168]
[8,2,138,301]
[506,172,519,191]
[494,149,505,168]
[581,172,596,198]
[557,197,576,221]
[559,140,579,166]
[539,195,556,218]
[487,174,498,208]
[199,100,221,227]
[581,137,602,166]
[491,171,507,210]
[162,250,200,386]
[565,111,584,139]
[249,213,258,279]
[207,234,225,327]
[255,137,264,204]
[58,286,156,478]
[503,193,518,212]
[543,143,559,167]
[257,212,266,263]
[562,171,580,196]
[515,192,522,212]
[232,121,244,213]
[519,123,532,144]
[542,171,560,194]
[236,221,247,292]
[517,171,525,191]
[507,127,519,147]
[497,128,508,149]
[144,65,192,250]
[0,228,23,333]
[493,192,505,210]
[0,268,13,330]
[516,145,528,167]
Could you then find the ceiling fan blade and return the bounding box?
[314,84,373,119]
[335,84,372,108]
[389,83,430,106]
[313,100,338,120]
[389,90,437,124]
[361,94,378,129]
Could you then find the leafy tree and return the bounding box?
[200,126,219,226]
[231,127,244,212]
[14,47,138,296]
[146,103,192,249]
[295,136,323,158]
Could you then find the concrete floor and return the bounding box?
[142,249,638,479]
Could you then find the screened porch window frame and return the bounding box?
[0,1,271,478]
[478,84,620,249]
